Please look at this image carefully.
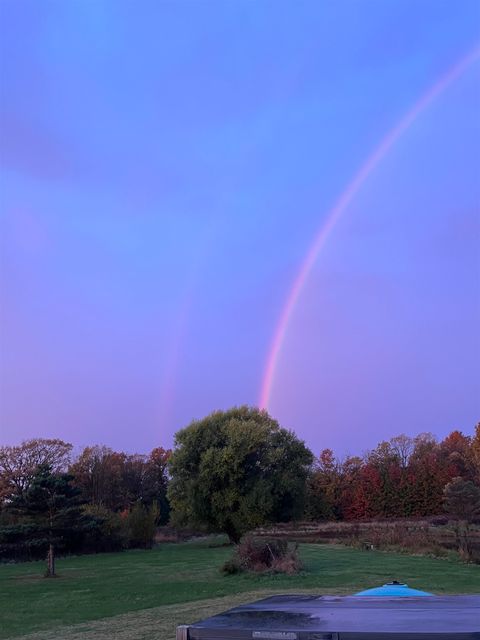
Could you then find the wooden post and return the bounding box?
[176,625,189,640]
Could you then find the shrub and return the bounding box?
[0,523,48,562]
[82,505,129,552]
[221,558,241,575]
[126,502,159,549]
[222,536,302,575]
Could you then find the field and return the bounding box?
[1,538,479,640]
[256,518,480,550]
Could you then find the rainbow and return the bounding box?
[259,47,480,410]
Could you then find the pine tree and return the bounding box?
[444,477,480,521]
[10,464,86,576]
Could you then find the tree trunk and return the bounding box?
[45,544,55,577]
[225,523,241,545]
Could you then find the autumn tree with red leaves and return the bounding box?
[0,439,72,506]
[306,427,479,522]
[69,445,171,520]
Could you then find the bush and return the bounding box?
[221,536,302,575]
[221,558,241,575]
[0,523,48,562]
[126,502,159,549]
[82,505,129,553]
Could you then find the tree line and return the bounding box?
[1,407,479,573]
[306,429,480,521]
[0,442,171,570]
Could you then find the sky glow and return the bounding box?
[1,1,479,454]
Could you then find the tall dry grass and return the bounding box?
[255,518,480,562]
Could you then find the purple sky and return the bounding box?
[1,1,479,457]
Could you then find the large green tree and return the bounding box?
[167,406,313,543]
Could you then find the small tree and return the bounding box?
[444,477,480,521]
[168,406,313,543]
[126,502,159,549]
[81,504,129,552]
[144,447,171,523]
[10,464,85,576]
[444,477,480,560]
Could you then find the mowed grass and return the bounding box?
[1,539,479,639]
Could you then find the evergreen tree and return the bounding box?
[444,477,480,522]
[444,477,480,560]
[10,464,86,576]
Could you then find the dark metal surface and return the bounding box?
[185,594,480,640]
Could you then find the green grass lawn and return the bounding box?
[0,539,479,639]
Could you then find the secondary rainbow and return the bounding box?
[259,47,480,410]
